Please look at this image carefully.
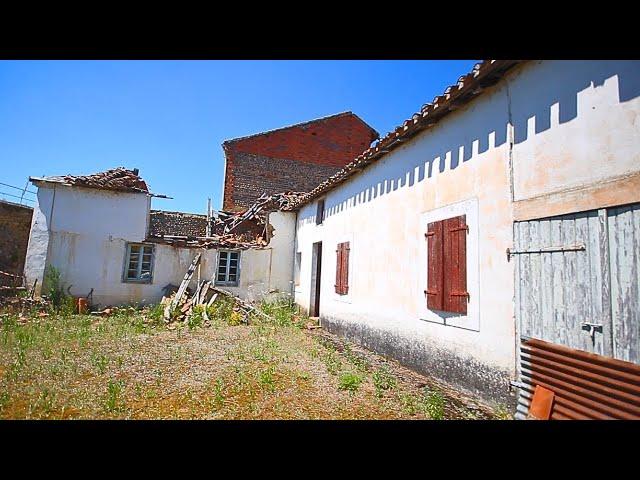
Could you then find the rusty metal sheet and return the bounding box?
[528,385,555,420]
[516,337,640,420]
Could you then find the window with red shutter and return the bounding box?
[341,242,349,295]
[335,244,343,294]
[425,215,468,314]
[425,221,444,310]
[335,242,350,295]
[444,215,468,314]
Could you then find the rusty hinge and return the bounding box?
[425,232,436,238]
[449,225,469,233]
[450,291,470,300]
[424,289,437,295]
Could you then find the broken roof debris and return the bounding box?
[147,191,306,250]
[29,167,170,198]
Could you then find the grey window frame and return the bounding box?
[215,249,241,287]
[122,242,155,284]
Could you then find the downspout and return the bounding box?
[290,210,299,304]
[42,184,58,290]
[505,76,520,397]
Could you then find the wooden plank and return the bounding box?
[562,214,579,351]
[587,210,609,356]
[164,253,202,320]
[335,244,343,294]
[342,242,350,295]
[539,218,553,343]
[610,204,640,364]
[518,221,532,338]
[550,217,567,347]
[599,209,614,358]
[426,221,444,310]
[199,281,210,305]
[575,212,594,354]
[514,222,522,337]
[528,219,542,340]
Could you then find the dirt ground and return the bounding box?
[0,304,511,420]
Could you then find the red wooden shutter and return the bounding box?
[443,215,468,314]
[335,244,343,294]
[425,220,444,310]
[341,242,350,294]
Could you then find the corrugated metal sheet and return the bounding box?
[515,337,640,420]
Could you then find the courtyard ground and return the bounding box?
[0,298,511,420]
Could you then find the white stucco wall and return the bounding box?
[293,59,640,403]
[510,60,640,203]
[24,183,296,306]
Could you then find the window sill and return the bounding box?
[122,279,152,284]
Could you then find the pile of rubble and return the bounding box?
[146,191,305,251]
[160,253,273,327]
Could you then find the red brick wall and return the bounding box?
[223,112,377,211]
[0,201,33,285]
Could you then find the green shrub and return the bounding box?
[423,388,446,420]
[146,303,165,325]
[338,372,363,393]
[44,266,67,309]
[188,305,205,329]
[372,365,397,397]
[104,379,125,413]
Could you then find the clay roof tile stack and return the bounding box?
[38,167,149,194]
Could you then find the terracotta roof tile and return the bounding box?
[32,167,149,194]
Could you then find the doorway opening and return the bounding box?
[310,242,322,317]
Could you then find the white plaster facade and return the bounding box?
[24,182,296,307]
[292,60,640,404]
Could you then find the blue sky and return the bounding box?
[0,60,477,213]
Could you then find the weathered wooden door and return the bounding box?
[514,202,640,364]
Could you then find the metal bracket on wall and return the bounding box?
[582,322,603,344]
[506,242,586,261]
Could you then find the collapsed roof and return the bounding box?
[147,191,305,250]
[29,167,168,197]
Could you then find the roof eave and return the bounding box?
[286,60,525,211]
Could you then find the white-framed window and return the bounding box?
[123,243,155,283]
[418,198,479,331]
[216,250,240,286]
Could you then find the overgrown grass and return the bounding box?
[0,296,496,420]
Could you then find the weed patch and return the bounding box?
[338,372,363,393]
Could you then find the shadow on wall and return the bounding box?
[298,60,640,227]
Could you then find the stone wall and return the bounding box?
[0,200,33,286]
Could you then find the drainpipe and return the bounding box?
[42,184,58,292]
[505,77,520,394]
[290,210,299,305]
